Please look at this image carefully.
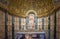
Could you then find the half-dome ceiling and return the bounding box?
[0,0,60,17]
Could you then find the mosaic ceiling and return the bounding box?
[0,0,60,17]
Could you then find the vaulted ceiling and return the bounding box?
[0,0,60,17]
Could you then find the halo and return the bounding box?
[26,10,37,17]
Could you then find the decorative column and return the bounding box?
[24,18,26,30]
[26,17,29,30]
[42,18,44,30]
[5,11,8,39]
[54,12,56,39]
[35,17,38,29]
[48,16,50,39]
[19,17,21,30]
[12,16,14,39]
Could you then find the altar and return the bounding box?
[16,13,45,39]
[16,32,45,39]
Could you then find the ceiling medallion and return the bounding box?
[0,0,60,17]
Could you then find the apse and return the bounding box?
[0,0,60,39]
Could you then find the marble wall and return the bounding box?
[56,9,60,39]
[0,10,5,39]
